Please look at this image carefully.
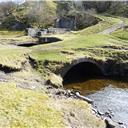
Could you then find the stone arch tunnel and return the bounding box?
[61,58,106,84]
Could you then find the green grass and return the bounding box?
[96,14,122,24]
[59,34,118,48]
[31,34,126,62]
[29,15,128,79]
[0,31,25,37]
[0,83,64,128]
[0,30,35,69]
[0,14,128,81]
[0,47,29,69]
[112,29,128,41]
[0,30,36,45]
[0,83,106,128]
[78,21,112,34]
[30,33,128,80]
[22,15,127,83]
[31,50,70,62]
[78,15,122,35]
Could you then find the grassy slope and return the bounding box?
[112,29,128,40]
[0,31,36,45]
[0,15,127,70]
[0,83,105,128]
[0,47,29,69]
[31,15,127,61]
[13,1,57,28]
[0,83,64,128]
[0,30,34,69]
[30,15,128,79]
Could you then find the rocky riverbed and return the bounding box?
[65,78,128,128]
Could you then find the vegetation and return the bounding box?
[0,1,16,16]
[0,30,24,37]
[1,1,128,30]
[28,14,128,81]
[0,31,32,69]
[108,2,128,17]
[0,83,64,128]
[0,1,128,127]
[0,83,105,128]
[0,47,28,69]
[0,1,57,29]
[112,29,128,40]
[24,1,57,28]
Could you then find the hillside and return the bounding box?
[0,1,57,29]
[1,1,128,30]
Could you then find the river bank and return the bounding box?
[65,78,128,128]
[0,14,128,127]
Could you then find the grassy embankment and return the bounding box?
[29,15,128,80]
[0,83,106,128]
[0,83,63,128]
[0,30,34,70]
[0,15,127,73]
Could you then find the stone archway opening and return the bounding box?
[63,62,104,84]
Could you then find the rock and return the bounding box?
[97,110,104,116]
[118,122,123,125]
[70,112,75,117]
[105,118,118,128]
[47,73,63,88]
[27,28,40,37]
[55,90,65,95]
[55,17,75,30]
[75,91,93,104]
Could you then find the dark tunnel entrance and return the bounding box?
[63,62,104,84]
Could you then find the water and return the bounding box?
[65,78,128,127]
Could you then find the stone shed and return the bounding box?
[26,28,40,37]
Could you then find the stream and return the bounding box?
[65,78,128,127]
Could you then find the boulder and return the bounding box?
[26,28,40,37]
[47,73,63,88]
[55,17,75,30]
[105,118,119,128]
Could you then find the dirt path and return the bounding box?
[99,21,125,34]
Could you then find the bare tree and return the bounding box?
[27,1,56,28]
[0,1,16,16]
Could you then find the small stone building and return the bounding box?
[26,27,69,37]
[26,28,40,37]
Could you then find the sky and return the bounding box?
[0,0,25,3]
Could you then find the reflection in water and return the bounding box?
[65,78,128,127]
[65,78,128,95]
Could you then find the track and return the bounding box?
[99,21,125,34]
